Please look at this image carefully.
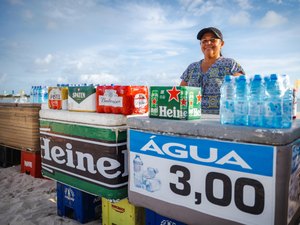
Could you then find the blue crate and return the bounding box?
[56,182,101,224]
[146,208,186,225]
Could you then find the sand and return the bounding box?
[0,165,100,225]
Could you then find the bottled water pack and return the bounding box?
[30,85,48,103]
[220,73,293,128]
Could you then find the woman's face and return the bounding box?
[200,32,224,59]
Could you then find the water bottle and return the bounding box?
[248,74,265,127]
[220,75,235,124]
[30,86,35,103]
[32,86,37,103]
[41,86,48,103]
[281,74,290,92]
[234,75,249,125]
[133,155,143,188]
[282,88,293,128]
[35,86,42,103]
[264,74,283,128]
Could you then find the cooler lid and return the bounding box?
[39,109,128,127]
[127,115,300,146]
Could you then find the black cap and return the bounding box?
[197,27,223,40]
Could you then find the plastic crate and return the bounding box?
[57,182,101,224]
[145,208,187,225]
[21,150,42,178]
[0,146,21,168]
[102,197,145,225]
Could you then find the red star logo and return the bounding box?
[196,91,202,104]
[152,98,157,104]
[167,86,181,102]
[181,98,187,106]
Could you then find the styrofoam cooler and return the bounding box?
[127,115,300,225]
[39,109,128,201]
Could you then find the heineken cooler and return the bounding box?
[127,115,300,225]
[39,109,128,200]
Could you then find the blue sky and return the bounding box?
[0,0,300,95]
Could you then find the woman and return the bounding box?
[180,27,245,114]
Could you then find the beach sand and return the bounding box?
[0,165,101,225]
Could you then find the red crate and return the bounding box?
[21,151,42,178]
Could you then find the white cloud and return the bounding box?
[258,10,288,28]
[236,0,252,9]
[80,73,120,85]
[239,54,300,86]
[35,54,53,65]
[179,0,205,12]
[229,11,251,26]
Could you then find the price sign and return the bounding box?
[129,129,276,225]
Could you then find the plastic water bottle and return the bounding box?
[234,75,249,125]
[282,88,293,128]
[133,155,143,188]
[31,86,37,103]
[264,74,283,128]
[220,75,235,124]
[41,86,48,103]
[37,85,42,103]
[30,86,35,103]
[282,74,290,91]
[248,74,265,127]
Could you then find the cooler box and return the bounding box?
[39,109,128,200]
[102,197,145,225]
[127,115,300,225]
[149,86,201,120]
[0,103,41,151]
[57,182,101,223]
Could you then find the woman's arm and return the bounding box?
[233,72,244,76]
[180,80,188,86]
